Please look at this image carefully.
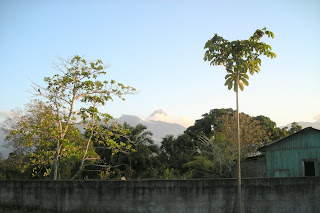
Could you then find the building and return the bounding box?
[237,154,266,178]
[259,127,320,177]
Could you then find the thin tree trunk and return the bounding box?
[236,74,242,213]
[71,134,93,180]
[53,140,60,180]
[72,103,96,180]
[52,92,77,180]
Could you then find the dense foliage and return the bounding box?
[1,104,300,180]
[0,54,301,180]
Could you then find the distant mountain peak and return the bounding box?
[148,109,167,118]
[283,121,320,130]
[117,114,142,127]
[113,111,186,145]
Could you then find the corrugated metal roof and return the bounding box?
[259,127,320,151]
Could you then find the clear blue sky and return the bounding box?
[0,0,319,127]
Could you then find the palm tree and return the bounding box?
[203,27,276,212]
[121,123,158,179]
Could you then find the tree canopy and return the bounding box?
[204,27,276,91]
[5,55,136,180]
[1,107,303,180]
[0,54,304,182]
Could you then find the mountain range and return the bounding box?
[282,121,320,130]
[1,109,320,158]
[0,110,187,158]
[114,109,186,145]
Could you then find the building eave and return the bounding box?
[259,127,320,152]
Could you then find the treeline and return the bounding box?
[0,103,301,180]
[0,55,302,180]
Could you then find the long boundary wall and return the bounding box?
[0,177,319,213]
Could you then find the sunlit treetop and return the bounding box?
[204,27,276,91]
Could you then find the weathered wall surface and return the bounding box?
[260,128,320,178]
[232,155,267,178]
[0,177,319,213]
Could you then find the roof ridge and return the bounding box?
[259,127,320,151]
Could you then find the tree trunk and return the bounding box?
[53,140,61,180]
[71,133,93,180]
[236,74,242,213]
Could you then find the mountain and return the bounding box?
[1,110,319,158]
[114,110,186,145]
[116,114,142,127]
[0,110,186,158]
[283,121,320,130]
[146,109,167,120]
[0,128,13,158]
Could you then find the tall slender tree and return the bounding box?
[203,27,276,212]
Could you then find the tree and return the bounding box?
[203,28,276,212]
[159,134,196,177]
[123,123,156,179]
[3,100,136,180]
[30,55,136,180]
[218,113,269,158]
[186,108,235,139]
[186,109,284,144]
[72,121,135,180]
[186,113,268,178]
[254,115,288,141]
[288,122,302,135]
[110,123,161,179]
[4,100,86,179]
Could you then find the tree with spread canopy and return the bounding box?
[3,100,86,179]
[159,134,196,178]
[103,123,161,179]
[185,112,269,178]
[203,27,276,212]
[288,122,302,135]
[185,108,235,140]
[28,55,136,180]
[255,115,288,141]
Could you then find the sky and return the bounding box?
[0,0,319,127]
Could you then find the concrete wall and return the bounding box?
[0,178,319,213]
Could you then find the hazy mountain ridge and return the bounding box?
[115,114,142,127]
[1,111,319,158]
[0,128,12,158]
[146,109,167,120]
[283,121,320,130]
[114,112,186,145]
[0,110,186,158]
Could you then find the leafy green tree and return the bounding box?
[3,100,88,179]
[114,123,161,179]
[218,113,269,158]
[186,113,268,178]
[0,152,26,179]
[162,168,178,180]
[186,108,235,139]
[254,115,288,141]
[83,123,159,180]
[31,55,136,180]
[71,120,136,180]
[70,111,135,180]
[186,109,285,144]
[159,134,196,177]
[204,28,276,211]
[288,122,302,135]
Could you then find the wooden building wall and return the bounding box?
[262,129,320,177]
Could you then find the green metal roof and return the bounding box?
[259,127,320,152]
